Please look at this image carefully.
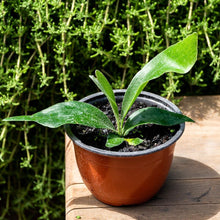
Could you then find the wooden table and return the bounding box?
[65,95,220,220]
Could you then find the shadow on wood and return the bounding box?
[178,96,220,121]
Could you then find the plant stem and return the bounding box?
[83,0,89,28]
[27,36,50,67]
[17,15,22,69]
[203,0,215,58]
[165,0,170,48]
[203,0,220,82]
[62,0,75,98]
[121,0,131,88]
[0,131,21,169]
[165,0,174,100]
[100,0,110,33]
[186,1,193,31]
[0,107,13,162]
[114,0,120,27]
[0,33,7,67]
[36,40,46,77]
[146,6,155,36]
[22,75,36,167]
[45,0,51,29]
[24,124,31,166]
[144,0,154,63]
[66,0,75,27]
[41,128,49,216]
[0,175,11,219]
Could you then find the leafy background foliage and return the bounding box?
[0,0,219,219]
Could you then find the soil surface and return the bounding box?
[71,101,179,152]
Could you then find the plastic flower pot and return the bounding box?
[65,90,185,206]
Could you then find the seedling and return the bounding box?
[3,33,198,148]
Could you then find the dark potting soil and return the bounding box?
[71,101,179,152]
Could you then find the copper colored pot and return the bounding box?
[65,90,185,206]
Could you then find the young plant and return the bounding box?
[3,33,198,148]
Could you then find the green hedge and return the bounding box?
[0,0,219,219]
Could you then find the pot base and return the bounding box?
[74,143,175,206]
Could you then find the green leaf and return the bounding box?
[3,101,116,131]
[121,33,198,120]
[106,133,124,148]
[123,107,195,135]
[125,138,143,146]
[89,70,120,129]
[106,134,144,148]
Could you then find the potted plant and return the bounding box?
[3,33,198,206]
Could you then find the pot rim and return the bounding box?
[65,89,185,157]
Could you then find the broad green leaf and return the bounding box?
[3,101,116,131]
[89,70,120,128]
[121,33,198,120]
[106,133,124,148]
[125,138,143,146]
[123,107,194,135]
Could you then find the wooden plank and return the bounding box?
[169,156,220,179]
[66,178,220,209]
[65,95,220,219]
[65,134,83,186]
[68,205,220,220]
[176,95,220,173]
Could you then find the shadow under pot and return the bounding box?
[65,89,185,206]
